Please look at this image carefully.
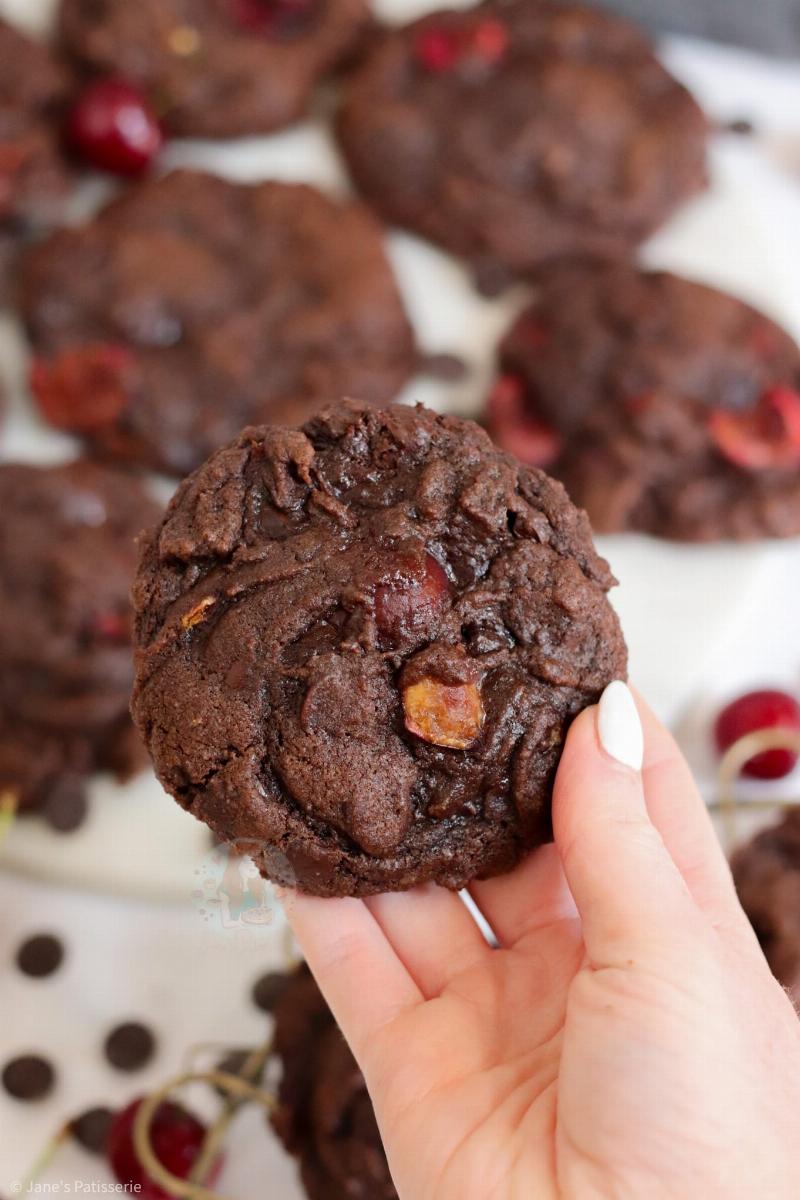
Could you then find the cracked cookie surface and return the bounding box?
[58,0,372,139]
[485,263,800,541]
[337,0,707,285]
[132,403,626,895]
[20,170,415,476]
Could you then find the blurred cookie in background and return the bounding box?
[272,963,397,1200]
[485,262,800,541]
[58,0,374,140]
[338,0,707,291]
[0,460,161,823]
[0,18,75,294]
[732,809,800,998]
[19,170,416,476]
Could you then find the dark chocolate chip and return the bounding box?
[419,352,468,382]
[216,1048,251,1079]
[15,933,65,979]
[2,1054,55,1101]
[724,117,755,136]
[70,1106,115,1154]
[42,779,89,833]
[104,1022,156,1072]
[472,258,513,298]
[251,970,290,1014]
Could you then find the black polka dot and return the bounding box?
[15,933,65,979]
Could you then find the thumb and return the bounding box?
[553,681,699,970]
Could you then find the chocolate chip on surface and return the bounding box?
[104,1022,156,1072]
[70,1106,116,1154]
[15,933,65,979]
[252,971,291,1014]
[42,782,89,833]
[2,1054,56,1101]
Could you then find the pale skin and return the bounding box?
[285,688,800,1200]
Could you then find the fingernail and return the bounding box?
[597,680,643,771]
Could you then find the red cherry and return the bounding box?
[90,612,128,643]
[486,374,562,468]
[67,78,162,177]
[471,18,509,64]
[714,689,800,780]
[31,344,132,434]
[374,552,450,644]
[107,1099,222,1200]
[413,25,462,72]
[229,0,314,36]
[709,385,800,471]
[414,17,509,72]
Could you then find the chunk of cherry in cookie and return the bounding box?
[30,344,132,433]
[709,385,800,471]
[486,374,563,468]
[373,549,451,650]
[228,0,317,38]
[413,16,509,74]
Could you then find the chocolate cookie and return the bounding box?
[20,170,415,476]
[732,810,800,998]
[337,1,707,287]
[0,460,161,817]
[272,964,396,1200]
[486,263,800,541]
[0,19,74,290]
[131,403,626,896]
[58,0,372,140]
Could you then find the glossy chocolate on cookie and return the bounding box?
[732,810,800,998]
[272,964,396,1200]
[0,460,160,816]
[0,19,74,289]
[58,0,372,139]
[337,1,707,284]
[20,170,415,476]
[132,403,626,896]
[486,263,800,541]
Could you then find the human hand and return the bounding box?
[285,682,800,1199]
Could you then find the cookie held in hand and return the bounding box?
[132,403,626,896]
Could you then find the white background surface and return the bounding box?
[1,0,800,1192]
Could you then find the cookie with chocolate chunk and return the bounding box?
[0,460,160,817]
[0,19,73,292]
[486,263,800,540]
[20,170,415,476]
[337,1,707,287]
[131,403,626,896]
[272,964,396,1200]
[58,0,372,139]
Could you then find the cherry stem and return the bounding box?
[0,788,19,848]
[17,1125,70,1194]
[132,1060,276,1200]
[715,728,800,850]
[188,1039,274,1185]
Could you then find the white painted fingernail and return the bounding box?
[597,681,643,771]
